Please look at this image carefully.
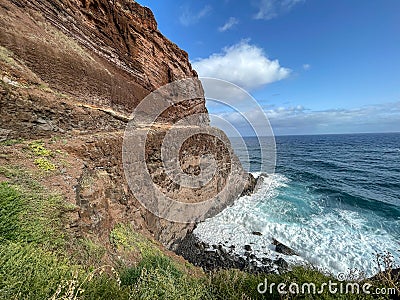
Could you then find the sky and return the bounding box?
[138,0,400,136]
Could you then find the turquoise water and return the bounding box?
[194,133,400,276]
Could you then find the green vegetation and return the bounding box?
[0,179,66,248]
[0,46,18,68]
[0,138,24,146]
[0,170,76,299]
[128,266,208,300]
[28,140,63,171]
[111,224,209,299]
[34,157,57,171]
[29,140,53,157]
[208,268,352,299]
[0,242,77,300]
[110,223,163,258]
[77,238,107,267]
[0,168,123,299]
[0,166,397,299]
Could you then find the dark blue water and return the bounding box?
[243,133,400,216]
[276,133,400,208]
[195,133,400,275]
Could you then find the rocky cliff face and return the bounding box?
[0,0,205,117]
[0,0,252,252]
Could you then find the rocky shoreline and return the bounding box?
[171,173,301,275]
[173,230,296,275]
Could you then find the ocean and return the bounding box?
[194,132,400,276]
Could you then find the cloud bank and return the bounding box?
[210,102,400,136]
[192,41,291,90]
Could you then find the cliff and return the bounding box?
[1,3,397,298]
[0,0,252,256]
[0,0,207,125]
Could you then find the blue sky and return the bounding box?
[138,0,400,135]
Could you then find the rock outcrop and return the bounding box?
[174,231,290,274]
[0,0,252,252]
[0,0,206,118]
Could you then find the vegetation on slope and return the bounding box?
[0,145,398,299]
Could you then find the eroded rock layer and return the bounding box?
[0,0,250,251]
[0,0,205,116]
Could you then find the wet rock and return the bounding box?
[262,257,272,265]
[249,253,257,260]
[240,173,257,196]
[174,232,289,274]
[272,238,298,256]
[275,257,289,270]
[244,244,252,251]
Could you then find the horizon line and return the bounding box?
[227,131,400,138]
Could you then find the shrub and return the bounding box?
[0,178,66,247]
[0,182,24,242]
[34,157,57,171]
[0,138,23,146]
[29,140,53,157]
[120,255,183,286]
[0,242,76,300]
[130,267,208,300]
[110,223,163,259]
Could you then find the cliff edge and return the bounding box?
[0,0,252,257]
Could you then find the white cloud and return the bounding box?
[254,0,304,20]
[210,109,270,137]
[209,102,400,136]
[265,102,400,134]
[179,5,212,26]
[192,40,291,90]
[218,17,239,32]
[303,63,311,70]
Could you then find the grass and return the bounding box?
[110,223,163,259]
[0,242,77,300]
[207,268,348,300]
[0,180,66,248]
[0,167,127,299]
[0,46,18,68]
[0,165,42,190]
[76,238,107,267]
[129,267,208,300]
[110,224,210,299]
[0,189,206,300]
[0,138,24,146]
[0,165,398,299]
[0,169,76,299]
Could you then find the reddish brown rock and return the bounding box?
[0,0,206,117]
[0,0,250,253]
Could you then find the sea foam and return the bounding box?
[194,173,400,277]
